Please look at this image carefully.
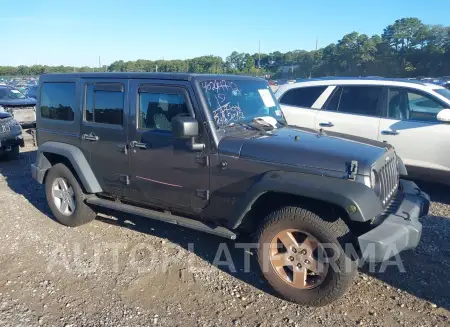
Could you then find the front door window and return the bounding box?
[388,88,445,122]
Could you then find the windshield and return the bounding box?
[0,87,26,100]
[435,88,450,101]
[199,79,285,127]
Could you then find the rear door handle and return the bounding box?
[130,141,147,149]
[381,129,399,135]
[319,122,334,127]
[82,133,99,142]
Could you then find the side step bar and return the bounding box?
[86,196,237,240]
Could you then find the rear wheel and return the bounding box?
[45,163,97,227]
[256,206,357,306]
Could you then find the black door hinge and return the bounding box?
[120,174,130,185]
[348,160,358,181]
[196,189,210,200]
[195,153,210,166]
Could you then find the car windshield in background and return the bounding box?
[199,79,285,127]
[26,86,38,96]
[0,87,26,100]
[435,88,450,101]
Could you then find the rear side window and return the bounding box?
[40,83,76,121]
[85,83,124,125]
[326,86,382,116]
[279,86,327,108]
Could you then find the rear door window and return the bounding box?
[84,83,124,125]
[279,86,327,108]
[326,86,382,117]
[325,87,342,111]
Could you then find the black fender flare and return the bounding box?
[228,171,383,229]
[36,141,102,193]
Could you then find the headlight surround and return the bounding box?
[371,170,381,197]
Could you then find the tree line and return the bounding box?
[1,18,449,79]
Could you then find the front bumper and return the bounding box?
[358,179,430,262]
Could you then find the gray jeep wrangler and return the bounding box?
[31,73,429,306]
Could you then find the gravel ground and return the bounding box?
[0,133,449,327]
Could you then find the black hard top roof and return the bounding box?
[39,72,265,82]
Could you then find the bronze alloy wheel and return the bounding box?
[269,229,329,289]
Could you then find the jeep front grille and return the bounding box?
[378,153,400,206]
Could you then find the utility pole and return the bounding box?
[155,65,158,72]
[258,40,261,69]
[99,56,101,70]
[315,37,318,51]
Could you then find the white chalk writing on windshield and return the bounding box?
[201,80,244,126]
[201,80,239,93]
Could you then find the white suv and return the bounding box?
[275,77,450,184]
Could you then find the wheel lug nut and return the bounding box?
[297,263,302,269]
[292,248,297,253]
[300,249,307,255]
[304,259,310,264]
[289,256,294,262]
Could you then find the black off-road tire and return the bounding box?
[45,163,97,227]
[255,206,358,307]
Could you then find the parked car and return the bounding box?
[24,85,38,99]
[31,73,429,306]
[0,111,24,160]
[0,85,37,126]
[275,77,450,184]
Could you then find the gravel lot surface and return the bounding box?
[0,133,449,327]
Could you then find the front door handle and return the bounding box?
[82,133,99,142]
[130,141,147,149]
[319,121,334,127]
[381,129,399,135]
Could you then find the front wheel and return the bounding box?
[255,206,358,306]
[45,163,97,227]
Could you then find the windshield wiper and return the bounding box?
[226,122,268,134]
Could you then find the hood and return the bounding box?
[218,126,390,175]
[0,97,37,106]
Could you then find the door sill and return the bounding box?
[86,196,237,240]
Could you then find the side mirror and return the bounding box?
[171,116,199,138]
[437,109,450,123]
[171,116,205,151]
